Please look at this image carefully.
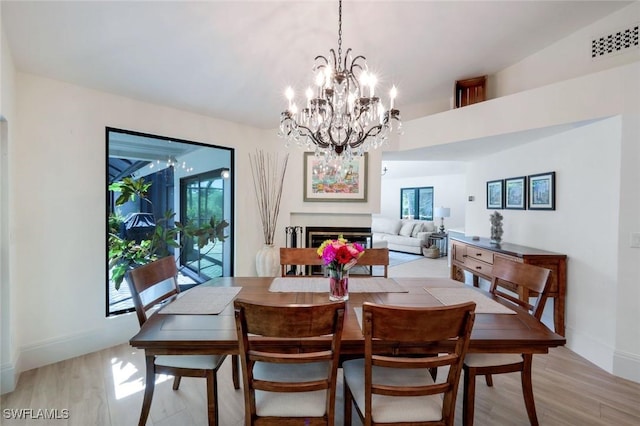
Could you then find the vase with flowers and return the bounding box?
[317,236,365,301]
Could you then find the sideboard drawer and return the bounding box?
[467,247,494,264]
[465,258,493,278]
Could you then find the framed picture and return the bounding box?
[528,171,555,210]
[486,180,504,209]
[303,152,368,202]
[505,176,526,210]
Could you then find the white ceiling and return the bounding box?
[2,0,631,163]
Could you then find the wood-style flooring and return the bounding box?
[2,257,639,425]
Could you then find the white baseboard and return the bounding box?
[613,349,640,383]
[19,318,138,373]
[0,360,18,395]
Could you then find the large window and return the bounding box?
[400,187,433,220]
[106,128,234,316]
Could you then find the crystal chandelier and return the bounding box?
[278,0,401,161]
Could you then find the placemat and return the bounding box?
[269,277,407,293]
[159,286,242,315]
[424,287,516,314]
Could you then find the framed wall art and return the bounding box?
[486,179,504,209]
[505,176,526,210]
[528,171,555,210]
[303,152,368,202]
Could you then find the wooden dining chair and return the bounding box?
[128,256,238,426]
[279,247,324,276]
[352,248,389,277]
[233,299,346,426]
[343,301,476,426]
[280,247,389,277]
[462,257,552,426]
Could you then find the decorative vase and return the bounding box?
[328,268,349,301]
[256,244,279,277]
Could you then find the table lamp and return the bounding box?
[434,207,450,233]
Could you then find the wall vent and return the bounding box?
[591,24,639,59]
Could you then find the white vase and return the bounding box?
[255,244,280,277]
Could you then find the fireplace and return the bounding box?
[305,226,372,275]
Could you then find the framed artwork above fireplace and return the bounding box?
[303,152,368,202]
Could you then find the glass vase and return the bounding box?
[328,268,349,301]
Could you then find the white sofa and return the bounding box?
[372,216,437,254]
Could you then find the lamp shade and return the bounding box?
[434,207,450,218]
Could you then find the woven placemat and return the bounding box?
[158,286,241,315]
[269,277,407,293]
[424,287,516,314]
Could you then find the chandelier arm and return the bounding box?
[296,123,332,149]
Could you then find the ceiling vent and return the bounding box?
[591,24,639,59]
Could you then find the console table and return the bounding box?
[450,236,567,336]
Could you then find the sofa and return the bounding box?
[371,216,437,254]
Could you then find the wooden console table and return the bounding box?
[450,236,567,336]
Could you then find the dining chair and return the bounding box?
[233,299,346,426]
[462,257,552,426]
[280,247,390,277]
[279,247,324,276]
[342,301,476,426]
[128,256,236,426]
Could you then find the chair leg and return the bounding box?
[232,354,240,389]
[462,367,476,426]
[344,380,353,426]
[206,370,218,426]
[485,374,494,387]
[172,375,182,390]
[139,355,156,426]
[521,355,539,426]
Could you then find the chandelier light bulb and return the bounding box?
[390,85,397,109]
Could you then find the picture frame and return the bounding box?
[505,176,527,210]
[528,171,555,210]
[486,179,504,209]
[303,152,368,202]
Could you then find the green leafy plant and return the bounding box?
[108,176,228,290]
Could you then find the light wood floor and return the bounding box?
[2,257,639,425]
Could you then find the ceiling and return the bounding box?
[2,1,631,162]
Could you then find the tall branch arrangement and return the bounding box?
[249,150,289,245]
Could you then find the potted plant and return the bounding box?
[108,176,228,290]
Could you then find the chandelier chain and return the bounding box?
[337,0,343,66]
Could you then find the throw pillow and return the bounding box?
[410,223,424,237]
[424,222,436,232]
[399,222,415,237]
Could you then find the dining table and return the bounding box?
[130,276,565,398]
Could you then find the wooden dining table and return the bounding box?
[130,274,565,362]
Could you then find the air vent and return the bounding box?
[591,25,639,59]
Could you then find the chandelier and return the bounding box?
[278,0,401,161]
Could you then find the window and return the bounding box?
[400,187,433,220]
[106,128,234,316]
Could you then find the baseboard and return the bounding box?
[565,325,615,375]
[613,349,640,383]
[0,361,18,395]
[19,318,138,373]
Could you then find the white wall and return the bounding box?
[379,169,466,232]
[466,118,623,372]
[0,19,18,394]
[404,63,640,382]
[12,72,276,374]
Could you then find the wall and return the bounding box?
[12,72,278,375]
[379,168,466,232]
[403,63,640,382]
[0,19,18,394]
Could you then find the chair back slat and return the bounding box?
[127,256,179,326]
[490,257,552,319]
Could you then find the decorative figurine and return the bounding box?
[490,211,504,245]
